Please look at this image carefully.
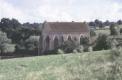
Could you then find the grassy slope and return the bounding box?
[0,50,122,80]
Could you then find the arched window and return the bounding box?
[80,36,89,45]
[39,35,43,50]
[54,36,59,49]
[80,36,83,45]
[61,36,64,44]
[74,37,77,41]
[45,36,50,50]
[68,36,72,41]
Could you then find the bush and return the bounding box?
[2,44,16,53]
[0,31,15,54]
[110,49,120,61]
[110,24,119,35]
[57,49,65,54]
[93,34,110,51]
[107,38,118,49]
[74,45,84,53]
[80,37,89,45]
[60,40,78,53]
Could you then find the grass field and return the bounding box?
[0,50,122,80]
[95,29,110,35]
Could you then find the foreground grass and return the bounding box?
[0,50,122,80]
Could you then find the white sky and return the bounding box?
[0,0,122,23]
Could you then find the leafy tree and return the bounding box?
[0,31,15,54]
[60,39,78,53]
[110,23,119,35]
[117,20,122,25]
[80,37,89,45]
[0,18,41,54]
[94,19,104,28]
[73,45,84,53]
[93,34,110,51]
[104,20,110,26]
[25,36,40,51]
[89,22,96,26]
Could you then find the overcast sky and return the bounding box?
[0,0,122,23]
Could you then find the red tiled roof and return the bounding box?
[45,22,89,33]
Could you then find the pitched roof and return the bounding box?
[44,22,89,33]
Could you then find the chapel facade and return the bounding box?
[39,22,90,54]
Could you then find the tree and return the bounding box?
[25,36,40,51]
[80,37,89,45]
[0,18,41,54]
[89,22,96,26]
[104,20,110,26]
[0,31,15,54]
[117,20,122,25]
[110,23,119,35]
[60,39,78,53]
[93,34,110,51]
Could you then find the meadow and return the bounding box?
[0,50,122,80]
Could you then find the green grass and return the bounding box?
[95,29,110,35]
[0,50,122,80]
[118,25,122,29]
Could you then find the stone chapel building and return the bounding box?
[39,22,90,53]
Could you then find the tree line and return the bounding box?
[0,18,41,56]
[89,19,122,28]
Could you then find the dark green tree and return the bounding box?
[110,23,119,35]
[60,39,78,53]
[117,20,122,25]
[0,31,15,54]
[93,34,110,51]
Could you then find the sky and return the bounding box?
[0,0,122,23]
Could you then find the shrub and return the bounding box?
[93,34,110,51]
[2,44,16,53]
[80,37,89,45]
[60,40,78,53]
[57,49,65,54]
[0,31,15,54]
[73,45,84,53]
[110,49,120,61]
[110,24,119,35]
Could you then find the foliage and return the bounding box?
[25,36,40,51]
[57,49,65,54]
[0,30,15,53]
[60,40,78,53]
[117,20,122,25]
[93,34,110,51]
[80,37,89,45]
[110,23,119,35]
[73,45,84,53]
[107,38,119,49]
[0,18,41,54]
[2,43,15,53]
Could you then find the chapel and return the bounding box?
[39,22,90,53]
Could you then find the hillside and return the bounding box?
[0,50,122,80]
